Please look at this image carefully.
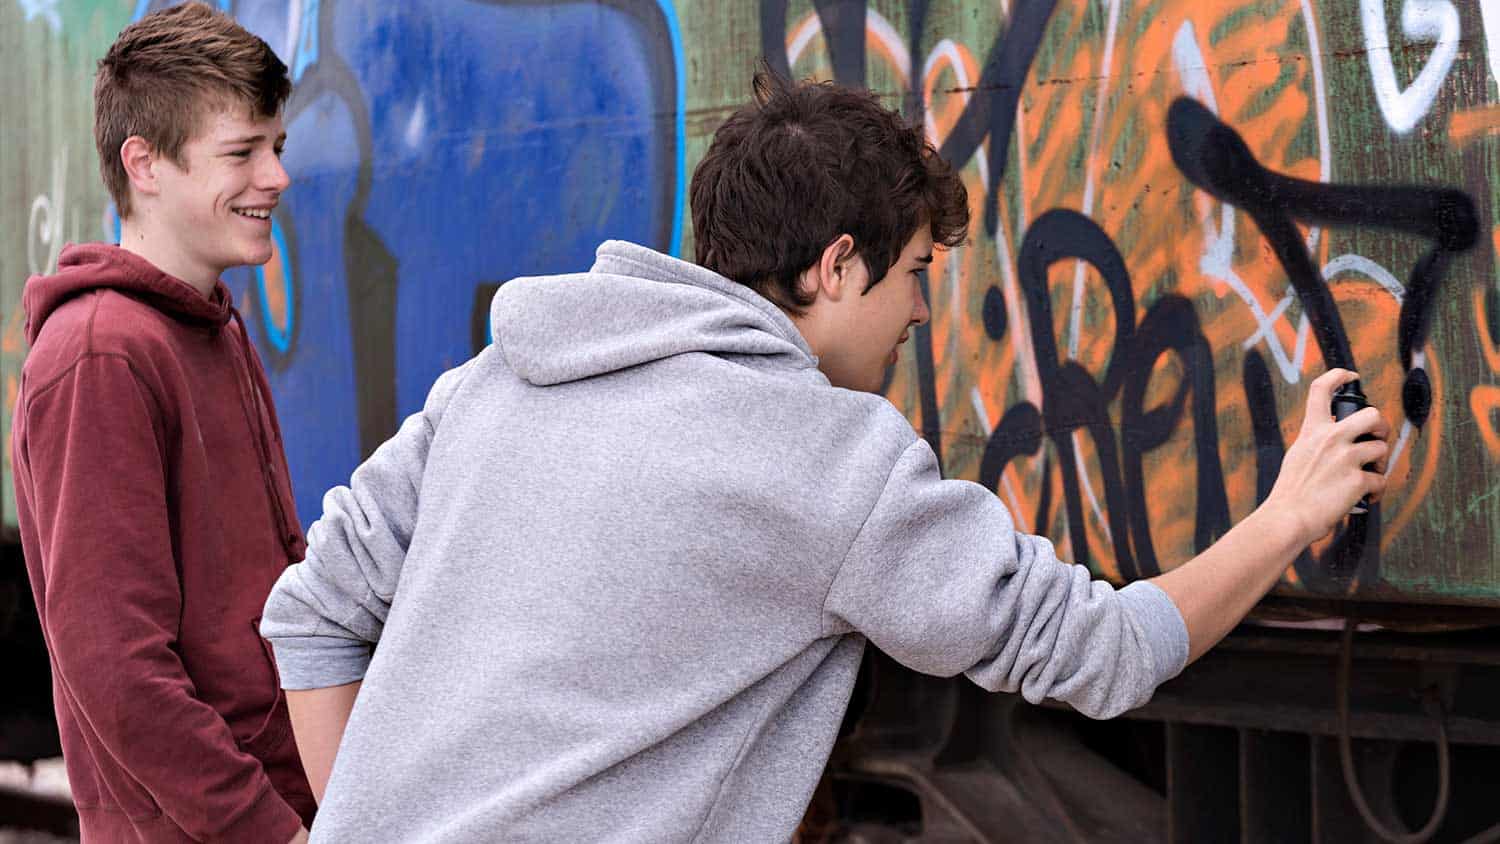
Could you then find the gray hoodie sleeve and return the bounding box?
[822,438,1189,719]
[260,360,474,690]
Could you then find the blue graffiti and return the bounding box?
[136,0,684,526]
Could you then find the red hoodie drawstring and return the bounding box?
[229,308,303,562]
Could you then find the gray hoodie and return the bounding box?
[261,240,1188,843]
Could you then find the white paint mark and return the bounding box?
[1014,74,1031,232]
[1482,0,1500,90]
[969,385,992,433]
[1238,256,1403,375]
[1324,253,1406,303]
[787,14,821,65]
[1065,0,1124,359]
[921,39,990,188]
[28,145,68,277]
[17,0,61,32]
[1172,22,1220,109]
[1240,294,1297,351]
[1300,0,1333,238]
[275,0,304,62]
[404,99,427,150]
[864,8,910,81]
[786,8,910,84]
[1386,419,1413,478]
[1361,0,1460,133]
[1002,473,1032,534]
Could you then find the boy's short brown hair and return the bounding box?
[691,72,968,312]
[95,1,291,218]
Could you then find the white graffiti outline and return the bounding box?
[1360,0,1461,133]
[27,145,68,277]
[786,7,910,80]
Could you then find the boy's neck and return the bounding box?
[784,307,827,362]
[118,219,221,300]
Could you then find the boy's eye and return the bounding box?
[228,149,252,158]
[274,147,285,158]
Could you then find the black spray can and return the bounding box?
[1330,380,1375,515]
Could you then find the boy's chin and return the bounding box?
[237,243,276,267]
[825,370,887,394]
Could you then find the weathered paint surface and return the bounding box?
[2,0,1497,605]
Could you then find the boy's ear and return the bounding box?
[119,136,161,200]
[807,234,857,303]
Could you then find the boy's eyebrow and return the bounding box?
[915,254,934,264]
[221,133,288,145]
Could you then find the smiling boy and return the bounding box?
[263,73,1388,840]
[11,4,314,841]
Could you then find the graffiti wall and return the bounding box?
[2,0,1497,605]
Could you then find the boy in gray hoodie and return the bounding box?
[261,73,1390,842]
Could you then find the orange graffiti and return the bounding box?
[1471,225,1500,461]
[788,0,1490,599]
[263,235,289,331]
[1449,105,1500,149]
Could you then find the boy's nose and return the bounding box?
[912,286,931,326]
[263,155,291,193]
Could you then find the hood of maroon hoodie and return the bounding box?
[25,243,233,344]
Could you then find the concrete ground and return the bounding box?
[0,759,75,843]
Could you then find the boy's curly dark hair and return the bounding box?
[691,70,968,312]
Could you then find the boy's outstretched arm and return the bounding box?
[823,368,1388,719]
[262,359,476,801]
[1152,367,1390,662]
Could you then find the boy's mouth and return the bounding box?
[232,206,273,220]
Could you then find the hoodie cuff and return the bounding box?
[215,779,303,844]
[267,633,372,691]
[1117,580,1190,686]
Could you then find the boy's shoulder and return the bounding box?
[23,288,180,390]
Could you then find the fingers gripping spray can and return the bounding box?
[1330,381,1376,515]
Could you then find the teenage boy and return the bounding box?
[11,4,315,841]
[263,73,1389,841]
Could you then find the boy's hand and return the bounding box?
[1263,368,1391,546]
[289,827,310,844]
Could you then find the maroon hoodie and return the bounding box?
[11,244,316,841]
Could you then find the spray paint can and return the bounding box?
[1330,381,1375,515]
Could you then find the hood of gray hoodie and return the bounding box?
[490,240,820,386]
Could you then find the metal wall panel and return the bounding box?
[4,0,1497,605]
